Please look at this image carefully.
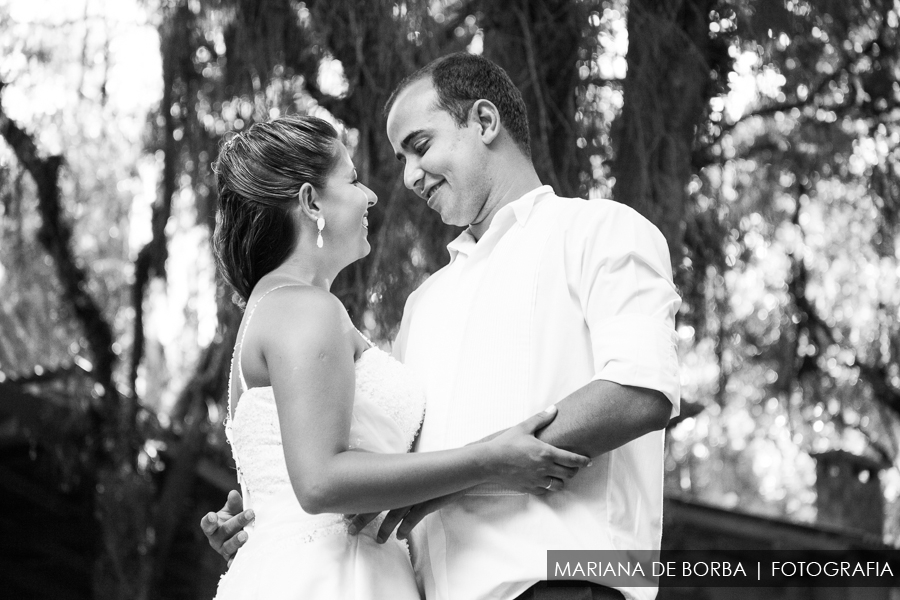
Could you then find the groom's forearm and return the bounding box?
[535,379,671,458]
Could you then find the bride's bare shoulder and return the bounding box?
[252,285,354,346]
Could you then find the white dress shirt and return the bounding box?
[394,186,681,600]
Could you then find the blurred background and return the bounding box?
[1,0,899,598]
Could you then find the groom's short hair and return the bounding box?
[385,52,532,158]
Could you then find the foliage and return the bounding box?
[668,0,900,542]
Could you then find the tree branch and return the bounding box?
[0,83,119,410]
[716,18,887,139]
[855,362,900,421]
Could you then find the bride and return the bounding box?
[208,115,589,599]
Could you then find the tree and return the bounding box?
[667,0,900,535]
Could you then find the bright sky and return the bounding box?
[2,0,162,138]
[3,0,163,253]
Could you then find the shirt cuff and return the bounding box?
[589,314,681,417]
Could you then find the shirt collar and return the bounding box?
[508,184,552,226]
[446,229,476,260]
[446,185,553,261]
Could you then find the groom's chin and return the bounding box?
[437,211,464,227]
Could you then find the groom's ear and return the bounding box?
[298,182,322,222]
[470,99,500,145]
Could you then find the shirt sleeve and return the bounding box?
[568,202,682,416]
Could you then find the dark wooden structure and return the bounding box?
[661,454,897,600]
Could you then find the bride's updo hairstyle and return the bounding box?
[212,115,339,305]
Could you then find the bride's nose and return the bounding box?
[363,184,378,207]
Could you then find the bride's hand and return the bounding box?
[481,405,591,494]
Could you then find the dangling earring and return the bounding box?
[316,217,325,249]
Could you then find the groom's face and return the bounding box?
[386,78,489,227]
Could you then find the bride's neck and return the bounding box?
[259,230,350,292]
[263,262,331,291]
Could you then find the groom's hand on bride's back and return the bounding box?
[201,489,255,567]
[346,492,465,544]
[385,491,466,543]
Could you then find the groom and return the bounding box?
[203,53,681,600]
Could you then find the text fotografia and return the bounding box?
[547,550,900,588]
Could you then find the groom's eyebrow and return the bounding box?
[395,129,425,161]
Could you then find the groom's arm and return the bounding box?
[534,380,670,458]
[545,203,681,457]
[374,383,668,542]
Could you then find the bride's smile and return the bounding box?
[307,140,377,263]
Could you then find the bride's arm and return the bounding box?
[264,287,588,515]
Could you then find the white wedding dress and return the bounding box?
[214,286,426,600]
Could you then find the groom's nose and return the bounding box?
[403,159,424,195]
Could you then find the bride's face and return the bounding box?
[317,141,377,262]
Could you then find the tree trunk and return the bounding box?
[0,86,152,600]
[479,0,591,199]
[611,0,716,261]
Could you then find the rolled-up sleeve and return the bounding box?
[570,203,682,416]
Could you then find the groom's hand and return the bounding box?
[377,490,466,543]
[200,489,255,567]
[346,511,382,536]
